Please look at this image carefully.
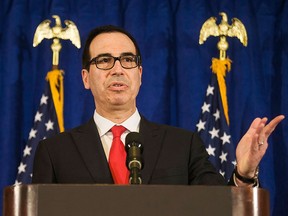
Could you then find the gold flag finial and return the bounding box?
[199,12,247,60]
[33,15,81,69]
[199,12,247,125]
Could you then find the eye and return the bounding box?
[96,56,113,64]
[122,56,135,62]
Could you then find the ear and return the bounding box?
[139,66,143,86]
[81,69,90,89]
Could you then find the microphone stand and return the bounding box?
[126,143,143,185]
[129,159,142,184]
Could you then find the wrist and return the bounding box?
[234,165,259,186]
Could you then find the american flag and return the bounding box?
[15,74,61,184]
[196,73,236,181]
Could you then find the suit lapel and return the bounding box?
[139,117,165,184]
[68,116,165,184]
[71,118,113,183]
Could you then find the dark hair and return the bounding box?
[82,25,142,70]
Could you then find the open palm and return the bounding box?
[236,115,285,178]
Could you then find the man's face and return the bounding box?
[82,32,142,113]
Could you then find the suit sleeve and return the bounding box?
[188,132,226,185]
[32,140,56,183]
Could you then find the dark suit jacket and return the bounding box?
[32,116,226,185]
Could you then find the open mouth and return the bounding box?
[112,83,124,87]
[109,82,127,90]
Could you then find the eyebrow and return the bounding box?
[94,52,136,58]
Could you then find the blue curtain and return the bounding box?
[1,0,287,215]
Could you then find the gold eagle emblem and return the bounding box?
[33,15,81,68]
[33,15,80,48]
[199,12,247,59]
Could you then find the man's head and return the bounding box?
[81,25,143,119]
[82,25,142,70]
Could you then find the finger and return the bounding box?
[256,117,267,136]
[246,118,266,147]
[258,115,285,149]
[262,115,285,137]
[251,133,260,152]
[257,118,268,143]
[256,133,268,152]
[245,118,262,137]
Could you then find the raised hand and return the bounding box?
[235,115,285,179]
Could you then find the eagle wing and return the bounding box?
[33,19,53,47]
[227,18,248,46]
[199,17,219,44]
[59,20,81,49]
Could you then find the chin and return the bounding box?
[110,96,135,107]
[110,98,128,105]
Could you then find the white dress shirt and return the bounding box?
[93,109,141,160]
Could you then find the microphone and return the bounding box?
[125,132,143,184]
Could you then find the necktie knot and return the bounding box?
[111,125,126,138]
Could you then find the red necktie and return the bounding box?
[109,125,129,184]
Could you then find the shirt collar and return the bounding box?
[93,109,141,136]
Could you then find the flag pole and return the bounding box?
[33,15,81,132]
[33,15,81,69]
[15,15,80,184]
[199,12,248,125]
[196,12,247,181]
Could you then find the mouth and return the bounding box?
[108,82,128,91]
[112,83,124,87]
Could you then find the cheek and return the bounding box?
[91,76,104,92]
[132,75,142,92]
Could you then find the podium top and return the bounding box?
[3,184,269,216]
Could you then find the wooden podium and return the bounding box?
[3,184,269,216]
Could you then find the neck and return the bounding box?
[96,106,136,124]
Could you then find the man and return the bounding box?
[32,25,284,186]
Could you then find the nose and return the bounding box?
[111,59,124,75]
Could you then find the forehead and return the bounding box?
[89,32,136,57]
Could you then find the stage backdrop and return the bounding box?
[0,0,287,215]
